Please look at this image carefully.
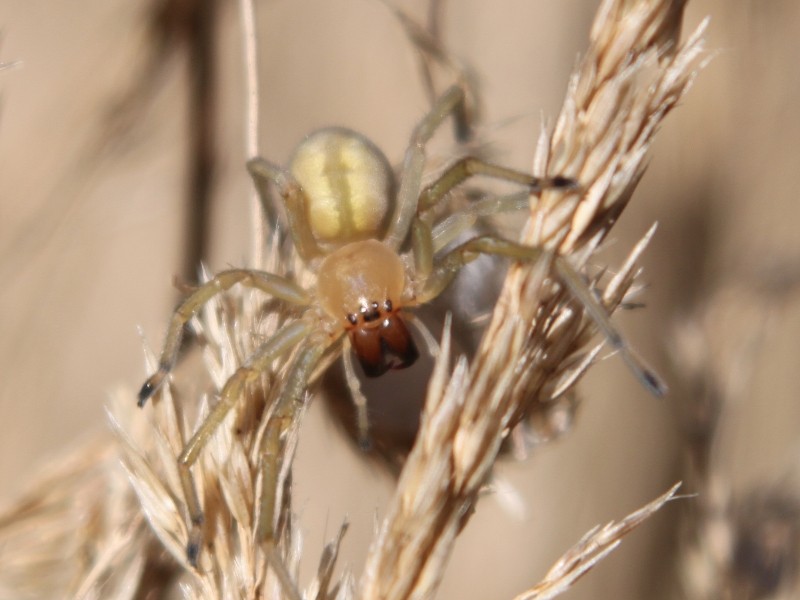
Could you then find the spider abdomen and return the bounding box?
[290,127,395,245]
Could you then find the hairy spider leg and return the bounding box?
[246,157,323,261]
[341,337,371,449]
[384,84,471,251]
[410,156,578,278]
[429,191,531,251]
[419,158,575,213]
[176,319,316,566]
[413,234,667,397]
[256,336,330,542]
[138,270,311,406]
[552,258,667,396]
[256,337,327,595]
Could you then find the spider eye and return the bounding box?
[359,300,382,323]
[348,313,419,378]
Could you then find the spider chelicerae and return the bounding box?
[137,84,663,566]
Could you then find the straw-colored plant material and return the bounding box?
[0,425,157,600]
[514,483,682,600]
[0,0,707,598]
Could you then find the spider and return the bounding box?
[137,84,662,566]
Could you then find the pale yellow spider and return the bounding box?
[138,84,662,566]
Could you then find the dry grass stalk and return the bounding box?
[514,483,682,600]
[0,1,708,598]
[0,412,162,600]
[360,1,707,597]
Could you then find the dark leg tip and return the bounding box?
[137,369,167,408]
[186,521,204,568]
[643,369,668,398]
[551,175,580,190]
[187,542,200,568]
[137,381,155,408]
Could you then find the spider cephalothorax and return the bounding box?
[316,238,418,377]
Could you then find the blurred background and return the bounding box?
[1,0,800,598]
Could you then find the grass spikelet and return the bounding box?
[514,483,682,600]
[0,411,154,600]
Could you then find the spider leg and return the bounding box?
[419,157,575,214]
[341,338,372,450]
[247,157,322,261]
[416,234,667,398]
[138,269,311,406]
[411,157,577,278]
[384,84,470,251]
[429,192,531,252]
[255,337,327,595]
[385,0,478,137]
[404,312,440,358]
[177,320,312,567]
[416,235,544,303]
[552,257,667,397]
[256,338,330,544]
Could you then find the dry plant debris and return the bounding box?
[0,0,708,598]
[514,483,682,600]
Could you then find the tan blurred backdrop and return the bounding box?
[2,1,800,598]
